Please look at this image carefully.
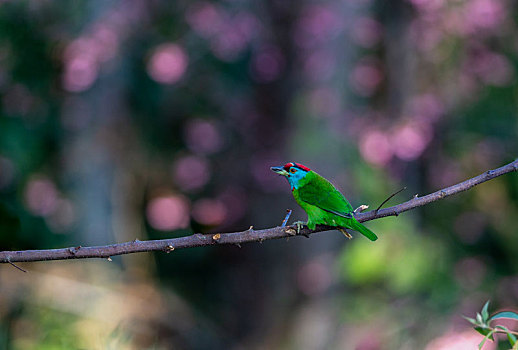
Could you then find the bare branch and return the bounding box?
[1,159,517,264]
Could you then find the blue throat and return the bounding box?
[287,171,307,190]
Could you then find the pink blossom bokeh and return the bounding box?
[147,43,188,84]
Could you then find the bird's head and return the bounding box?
[270,162,311,189]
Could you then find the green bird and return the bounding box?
[271,162,378,241]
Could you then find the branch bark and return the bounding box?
[1,159,517,264]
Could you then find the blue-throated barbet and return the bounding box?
[271,162,377,241]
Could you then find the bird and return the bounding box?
[271,162,378,241]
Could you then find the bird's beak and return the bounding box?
[271,166,289,176]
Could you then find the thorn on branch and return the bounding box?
[165,244,175,253]
[133,238,140,242]
[440,190,447,198]
[248,226,254,232]
[413,194,419,199]
[107,257,112,262]
[212,233,221,242]
[235,243,241,248]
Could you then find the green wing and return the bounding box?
[297,171,354,217]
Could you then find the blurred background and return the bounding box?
[0,0,517,349]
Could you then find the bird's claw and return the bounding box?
[291,221,306,234]
[339,228,353,239]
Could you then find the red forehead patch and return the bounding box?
[295,163,311,171]
[283,162,294,170]
[283,162,311,171]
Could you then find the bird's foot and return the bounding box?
[338,228,353,239]
[291,221,307,234]
[354,205,369,215]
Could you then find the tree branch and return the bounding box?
[1,159,517,264]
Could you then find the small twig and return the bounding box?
[7,259,27,273]
[281,209,292,227]
[354,205,369,215]
[375,187,407,213]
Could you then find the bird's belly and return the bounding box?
[304,204,339,226]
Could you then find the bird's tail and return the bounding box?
[349,218,378,241]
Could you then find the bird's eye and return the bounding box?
[290,168,297,174]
